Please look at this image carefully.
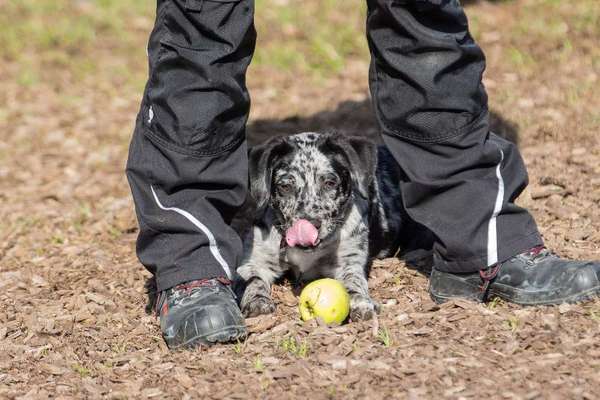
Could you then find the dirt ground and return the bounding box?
[1,0,599,399]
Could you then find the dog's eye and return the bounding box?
[323,179,338,189]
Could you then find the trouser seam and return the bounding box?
[144,127,246,158]
[149,1,171,72]
[378,105,490,143]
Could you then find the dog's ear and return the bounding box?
[320,133,377,199]
[248,136,294,210]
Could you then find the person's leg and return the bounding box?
[366,0,600,304]
[126,0,255,347]
[366,0,541,273]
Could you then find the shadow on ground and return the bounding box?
[247,99,519,145]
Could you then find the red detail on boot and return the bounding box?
[285,219,319,247]
[479,264,501,292]
[529,245,546,256]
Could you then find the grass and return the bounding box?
[588,309,600,322]
[253,356,265,372]
[513,0,600,40]
[506,315,521,332]
[487,297,504,310]
[253,0,368,77]
[37,347,51,358]
[0,0,150,56]
[73,203,93,233]
[508,47,536,69]
[2,0,598,93]
[72,363,92,378]
[50,234,65,245]
[0,0,369,88]
[377,327,393,348]
[278,335,310,358]
[0,0,151,88]
[233,339,246,355]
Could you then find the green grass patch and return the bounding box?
[278,335,310,358]
[3,0,599,92]
[506,315,520,332]
[508,47,536,68]
[232,338,247,355]
[0,0,152,85]
[377,326,393,348]
[72,363,92,378]
[253,0,368,77]
[0,0,370,85]
[487,297,504,310]
[254,355,265,372]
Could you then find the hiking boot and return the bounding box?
[429,246,600,305]
[156,278,246,349]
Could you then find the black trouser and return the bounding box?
[126,0,543,291]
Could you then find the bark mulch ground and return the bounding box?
[1,1,599,398]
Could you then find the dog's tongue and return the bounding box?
[285,219,319,247]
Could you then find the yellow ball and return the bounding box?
[298,278,350,324]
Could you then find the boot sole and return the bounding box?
[430,271,600,306]
[168,325,247,349]
[428,271,484,304]
[489,284,600,306]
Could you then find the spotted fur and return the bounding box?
[236,132,407,320]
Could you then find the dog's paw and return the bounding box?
[349,295,380,321]
[241,295,276,318]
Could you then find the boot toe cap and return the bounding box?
[569,262,600,293]
[162,294,246,348]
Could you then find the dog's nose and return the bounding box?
[295,216,322,230]
[307,219,321,230]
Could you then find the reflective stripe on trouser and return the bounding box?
[126,0,256,291]
[366,0,543,273]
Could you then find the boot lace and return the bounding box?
[155,277,231,316]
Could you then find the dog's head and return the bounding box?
[248,132,376,248]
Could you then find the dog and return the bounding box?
[236,132,412,321]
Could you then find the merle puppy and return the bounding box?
[236,132,407,321]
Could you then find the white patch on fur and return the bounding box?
[237,223,282,284]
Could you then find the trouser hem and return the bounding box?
[434,231,544,274]
[156,264,230,292]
